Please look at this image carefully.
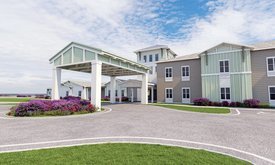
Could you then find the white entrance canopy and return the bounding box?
[49,42,149,109]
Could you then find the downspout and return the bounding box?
[205,51,208,65]
[161,48,163,59]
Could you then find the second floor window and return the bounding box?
[165,67,173,78]
[144,55,147,63]
[267,57,275,71]
[155,54,159,61]
[182,66,190,81]
[149,55,153,62]
[220,60,229,73]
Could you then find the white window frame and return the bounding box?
[266,57,275,77]
[155,54,159,61]
[149,54,153,62]
[182,87,191,103]
[268,86,275,106]
[165,67,173,82]
[181,65,190,81]
[220,87,231,101]
[143,55,147,63]
[219,59,230,74]
[165,88,173,103]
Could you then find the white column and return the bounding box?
[131,88,134,102]
[110,76,116,103]
[82,87,87,99]
[118,87,122,103]
[151,86,154,103]
[141,73,148,104]
[52,67,61,100]
[91,61,102,109]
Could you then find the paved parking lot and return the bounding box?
[0,104,274,164]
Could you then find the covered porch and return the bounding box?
[49,42,150,109]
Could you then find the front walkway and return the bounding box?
[0,104,274,164]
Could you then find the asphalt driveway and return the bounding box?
[0,104,274,164]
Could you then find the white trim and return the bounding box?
[182,87,191,103]
[266,57,275,77]
[202,71,251,76]
[268,86,275,106]
[165,67,173,82]
[165,88,173,103]
[201,49,250,56]
[181,65,190,81]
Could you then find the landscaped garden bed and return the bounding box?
[7,96,99,117]
[0,143,250,165]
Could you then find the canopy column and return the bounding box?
[151,86,154,103]
[82,87,87,100]
[91,61,102,110]
[110,76,116,103]
[118,87,122,103]
[141,73,148,104]
[52,67,61,100]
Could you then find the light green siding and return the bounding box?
[85,50,95,61]
[73,47,83,62]
[54,56,61,66]
[63,48,72,64]
[98,54,109,62]
[230,74,253,101]
[201,50,251,74]
[121,62,128,68]
[111,59,120,65]
[202,76,220,101]
[201,45,253,102]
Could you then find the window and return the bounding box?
[78,91,82,97]
[143,55,147,63]
[269,87,275,100]
[121,90,125,97]
[108,90,110,97]
[165,67,173,81]
[66,91,69,97]
[220,87,230,100]
[155,54,159,61]
[182,88,190,99]
[138,54,141,61]
[219,60,229,73]
[267,57,275,71]
[166,88,173,98]
[149,55,153,62]
[115,90,118,97]
[181,66,190,81]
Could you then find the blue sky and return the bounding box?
[0,0,275,93]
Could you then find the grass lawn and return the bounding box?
[0,97,32,102]
[153,103,230,114]
[0,143,250,165]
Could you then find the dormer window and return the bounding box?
[155,54,159,61]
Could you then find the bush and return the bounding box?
[193,98,210,106]
[258,102,270,108]
[221,101,229,107]
[10,98,96,117]
[101,96,110,101]
[213,102,222,106]
[243,99,260,108]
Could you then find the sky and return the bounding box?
[0,0,275,93]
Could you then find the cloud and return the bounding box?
[0,0,274,93]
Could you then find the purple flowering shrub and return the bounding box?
[193,98,210,106]
[243,99,260,108]
[10,97,97,117]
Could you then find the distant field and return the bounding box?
[0,97,32,102]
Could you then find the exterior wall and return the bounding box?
[60,83,84,98]
[251,49,275,104]
[157,59,202,103]
[201,45,253,102]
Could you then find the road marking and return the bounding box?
[257,112,265,115]
[232,109,240,115]
[0,136,274,164]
